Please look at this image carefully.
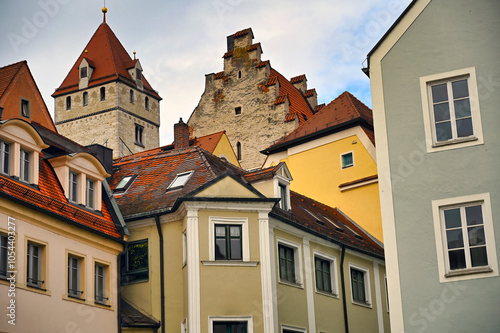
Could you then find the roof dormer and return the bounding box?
[0,119,49,186]
[78,57,95,90]
[48,152,110,211]
[126,58,143,91]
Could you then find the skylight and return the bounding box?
[114,175,136,193]
[320,214,344,231]
[167,171,193,191]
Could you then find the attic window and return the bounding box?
[299,206,324,225]
[136,68,142,81]
[80,67,87,78]
[114,175,136,193]
[167,171,193,191]
[343,223,363,240]
[20,98,30,118]
[321,215,344,231]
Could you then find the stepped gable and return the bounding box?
[52,22,160,99]
[0,61,56,131]
[263,91,374,153]
[272,190,384,258]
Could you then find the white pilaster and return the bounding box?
[303,239,316,333]
[187,209,200,333]
[374,262,384,333]
[259,211,274,333]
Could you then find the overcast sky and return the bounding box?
[0,0,412,145]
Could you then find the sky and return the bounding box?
[0,0,412,145]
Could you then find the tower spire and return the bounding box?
[102,2,108,23]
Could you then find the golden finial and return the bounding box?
[102,6,108,23]
[133,51,136,60]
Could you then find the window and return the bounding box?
[135,124,144,146]
[215,225,242,260]
[238,71,242,79]
[432,193,498,282]
[167,171,193,191]
[349,264,371,306]
[80,67,87,78]
[83,92,88,106]
[278,183,288,210]
[95,263,108,304]
[66,96,71,110]
[68,255,83,298]
[235,107,242,115]
[341,151,354,169]
[136,68,142,81]
[86,178,95,209]
[27,242,43,288]
[21,98,30,118]
[114,175,136,193]
[0,233,7,279]
[123,239,149,283]
[100,87,105,101]
[145,96,149,111]
[315,257,331,292]
[0,141,10,175]
[213,322,247,333]
[281,325,306,333]
[420,67,483,152]
[19,149,30,183]
[69,171,78,203]
[130,90,134,104]
[237,142,242,160]
[279,244,295,283]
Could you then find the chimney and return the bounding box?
[174,118,190,150]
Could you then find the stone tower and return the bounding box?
[187,28,317,170]
[52,9,161,158]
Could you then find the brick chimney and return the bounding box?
[174,118,190,149]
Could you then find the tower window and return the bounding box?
[136,68,142,81]
[238,70,242,79]
[145,97,149,111]
[83,92,88,106]
[80,67,87,78]
[100,87,105,101]
[235,107,241,115]
[135,124,144,147]
[66,96,71,110]
[130,90,134,104]
[236,142,242,160]
[20,98,30,118]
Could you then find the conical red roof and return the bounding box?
[52,22,160,99]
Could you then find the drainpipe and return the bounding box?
[340,245,349,333]
[155,215,166,333]
[117,244,127,333]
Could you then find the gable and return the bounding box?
[193,175,260,199]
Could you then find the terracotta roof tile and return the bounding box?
[244,162,284,183]
[272,191,384,257]
[274,94,288,105]
[305,89,316,97]
[223,42,261,59]
[290,74,306,84]
[264,91,374,152]
[0,61,25,98]
[233,28,253,38]
[256,60,270,68]
[52,23,160,99]
[214,71,226,80]
[192,131,225,153]
[314,103,325,112]
[265,76,278,86]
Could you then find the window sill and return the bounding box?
[134,142,145,148]
[316,290,339,299]
[202,260,259,267]
[352,300,372,308]
[278,280,304,289]
[94,301,112,308]
[445,266,493,278]
[432,136,478,148]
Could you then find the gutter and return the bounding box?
[154,215,166,333]
[340,245,349,333]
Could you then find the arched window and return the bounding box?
[236,142,242,160]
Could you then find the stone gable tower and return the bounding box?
[188,28,317,170]
[52,9,161,158]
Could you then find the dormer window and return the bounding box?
[279,183,288,210]
[167,171,193,191]
[21,98,30,118]
[69,171,78,203]
[20,149,30,183]
[80,67,88,78]
[136,68,142,81]
[86,178,95,209]
[0,141,11,175]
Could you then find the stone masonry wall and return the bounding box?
[188,45,298,170]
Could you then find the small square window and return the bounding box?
[341,152,354,169]
[213,321,247,333]
[83,92,88,106]
[122,239,149,283]
[66,96,71,110]
[20,98,30,118]
[215,224,242,260]
[235,107,242,115]
[114,175,136,193]
[100,87,106,101]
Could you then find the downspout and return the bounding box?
[117,244,127,333]
[155,215,166,333]
[340,245,349,333]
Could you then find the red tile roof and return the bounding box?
[305,89,316,98]
[290,74,306,84]
[274,94,288,105]
[0,61,24,98]
[0,154,122,239]
[272,191,384,257]
[52,23,160,99]
[233,28,253,38]
[314,103,325,113]
[262,91,374,153]
[223,42,261,58]
[244,162,285,183]
[256,60,270,68]
[265,76,278,86]
[214,71,226,80]
[192,131,225,153]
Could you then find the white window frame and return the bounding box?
[276,237,304,287]
[340,151,354,169]
[313,250,339,297]
[432,193,498,282]
[94,261,109,305]
[281,324,306,333]
[27,242,43,288]
[0,233,8,279]
[86,178,95,209]
[348,263,372,307]
[69,171,78,203]
[19,148,30,183]
[420,67,483,153]
[68,254,83,299]
[208,316,254,333]
[209,217,249,262]
[167,171,194,191]
[0,140,10,175]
